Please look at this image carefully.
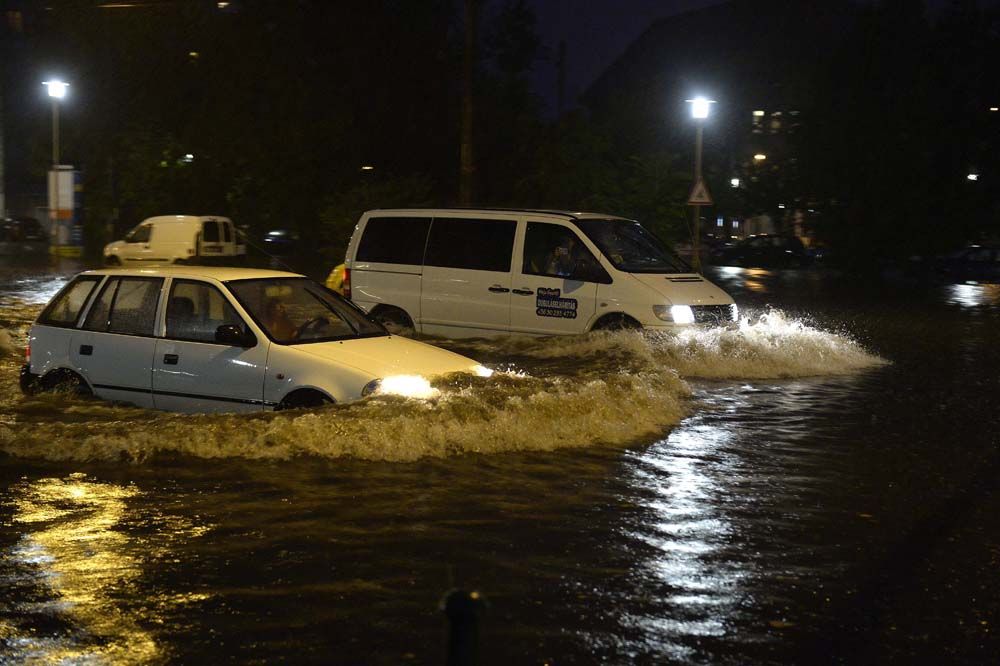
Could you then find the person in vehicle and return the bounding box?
[263,297,298,341]
[545,235,580,277]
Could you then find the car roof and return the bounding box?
[364,208,635,222]
[80,266,303,281]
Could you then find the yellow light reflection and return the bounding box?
[6,474,210,663]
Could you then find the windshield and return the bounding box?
[574,219,691,274]
[226,277,386,344]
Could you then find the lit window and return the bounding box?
[733,220,740,228]
[753,110,765,117]
[716,217,724,227]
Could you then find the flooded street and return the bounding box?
[1,260,999,664]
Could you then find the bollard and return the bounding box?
[441,588,486,666]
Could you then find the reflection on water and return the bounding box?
[2,474,210,664]
[619,397,747,659]
[944,283,1000,308]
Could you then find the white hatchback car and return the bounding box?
[20,267,488,413]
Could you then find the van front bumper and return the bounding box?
[20,364,40,394]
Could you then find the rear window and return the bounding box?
[356,217,432,265]
[202,220,220,242]
[38,276,102,327]
[424,218,516,272]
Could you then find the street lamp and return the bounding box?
[685,96,715,273]
[43,79,68,166]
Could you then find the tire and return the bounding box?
[40,369,92,397]
[276,389,333,411]
[371,306,415,337]
[591,313,642,332]
[104,255,122,266]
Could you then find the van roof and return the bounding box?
[363,208,635,222]
[141,215,232,224]
[80,266,302,281]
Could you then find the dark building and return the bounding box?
[582,0,856,242]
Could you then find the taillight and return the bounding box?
[343,267,351,300]
[25,343,31,365]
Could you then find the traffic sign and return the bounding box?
[687,180,713,206]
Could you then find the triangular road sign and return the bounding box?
[687,179,713,206]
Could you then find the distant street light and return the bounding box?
[43,80,68,165]
[990,107,999,112]
[753,153,767,161]
[360,165,375,171]
[730,177,740,188]
[967,173,979,181]
[685,96,715,273]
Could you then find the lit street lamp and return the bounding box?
[686,95,715,273]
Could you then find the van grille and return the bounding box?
[692,304,736,324]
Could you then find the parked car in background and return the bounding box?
[932,245,1000,283]
[0,217,49,255]
[262,229,300,256]
[104,215,245,266]
[710,234,811,269]
[341,208,737,337]
[21,267,490,413]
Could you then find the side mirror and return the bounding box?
[215,324,255,348]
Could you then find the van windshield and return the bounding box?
[227,277,387,344]
[574,219,691,274]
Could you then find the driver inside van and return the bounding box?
[263,297,298,341]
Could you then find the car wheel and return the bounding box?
[276,389,333,411]
[40,369,92,397]
[591,313,642,331]
[104,255,122,266]
[372,306,415,337]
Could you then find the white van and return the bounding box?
[342,209,737,337]
[104,215,245,266]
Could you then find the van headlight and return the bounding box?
[361,379,381,396]
[653,304,695,324]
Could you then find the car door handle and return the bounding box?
[512,288,534,296]
[79,344,93,356]
[163,354,179,365]
[488,285,510,293]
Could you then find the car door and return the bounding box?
[120,223,155,263]
[198,219,227,258]
[152,278,268,413]
[510,221,604,335]
[419,216,516,337]
[71,276,164,408]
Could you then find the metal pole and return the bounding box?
[52,97,59,166]
[691,124,703,273]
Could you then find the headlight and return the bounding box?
[361,379,381,396]
[654,304,695,324]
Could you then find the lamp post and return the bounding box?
[43,80,68,166]
[686,96,714,273]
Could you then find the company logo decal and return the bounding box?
[536,287,578,319]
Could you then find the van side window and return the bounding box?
[522,222,609,282]
[125,225,151,243]
[166,280,248,343]
[37,276,102,327]
[83,277,163,336]
[356,217,431,265]
[424,218,516,272]
[202,220,220,242]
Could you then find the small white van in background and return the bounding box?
[342,208,737,338]
[104,215,245,266]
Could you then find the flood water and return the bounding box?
[1,259,998,664]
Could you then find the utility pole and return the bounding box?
[459,0,478,206]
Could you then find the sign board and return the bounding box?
[687,179,713,206]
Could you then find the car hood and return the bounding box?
[629,273,733,306]
[290,335,480,378]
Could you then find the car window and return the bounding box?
[202,220,220,242]
[222,221,233,243]
[356,216,432,265]
[227,277,386,344]
[574,219,689,274]
[83,277,163,336]
[424,218,516,272]
[37,276,102,327]
[166,280,249,343]
[966,247,993,263]
[522,222,608,282]
[124,224,151,243]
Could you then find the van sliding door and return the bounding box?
[420,217,516,338]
